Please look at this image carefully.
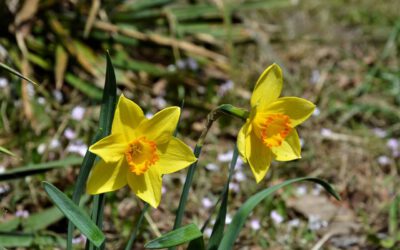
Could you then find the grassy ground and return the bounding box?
[0,0,400,249]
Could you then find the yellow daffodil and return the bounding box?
[237,64,315,183]
[87,95,197,208]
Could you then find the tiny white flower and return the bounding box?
[37,97,46,105]
[312,107,320,117]
[0,184,10,194]
[37,143,46,154]
[377,155,390,166]
[154,97,167,109]
[373,128,387,138]
[201,197,213,209]
[204,228,213,238]
[218,80,234,97]
[0,77,8,88]
[312,185,322,196]
[167,64,177,72]
[26,83,35,97]
[187,58,198,71]
[296,185,307,196]
[66,140,88,157]
[145,112,153,119]
[234,171,246,182]
[218,150,234,162]
[320,128,333,138]
[161,186,166,194]
[49,139,60,149]
[205,163,219,171]
[72,234,87,245]
[235,157,244,170]
[270,210,284,224]
[71,106,85,121]
[310,70,320,84]
[225,214,232,224]
[387,139,399,151]
[0,45,7,59]
[308,215,327,231]
[52,90,63,102]
[229,183,239,193]
[64,128,76,140]
[288,218,300,228]
[299,138,305,148]
[250,219,261,230]
[15,210,29,218]
[176,59,186,69]
[0,165,5,173]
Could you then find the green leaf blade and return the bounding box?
[0,156,82,181]
[0,146,17,157]
[43,182,105,247]
[218,177,340,250]
[0,62,39,85]
[99,52,117,135]
[206,146,238,250]
[145,224,203,249]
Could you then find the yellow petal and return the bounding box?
[112,94,145,141]
[89,133,126,162]
[86,159,128,194]
[156,138,197,175]
[270,130,301,161]
[127,168,162,208]
[250,64,283,110]
[265,97,315,127]
[237,121,251,163]
[246,131,272,183]
[138,107,180,145]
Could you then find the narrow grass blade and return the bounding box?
[22,206,64,232]
[125,203,150,250]
[65,73,103,100]
[0,218,20,232]
[0,206,64,233]
[145,224,203,249]
[98,52,117,134]
[389,195,400,236]
[0,146,17,157]
[218,177,340,250]
[67,130,103,250]
[43,182,105,247]
[206,146,238,250]
[0,156,82,181]
[86,52,117,250]
[172,144,202,230]
[87,194,106,250]
[0,62,38,85]
[68,52,117,250]
[112,56,169,76]
[0,232,65,248]
[55,44,68,89]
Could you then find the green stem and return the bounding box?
[125,203,150,250]
[67,129,103,250]
[171,105,248,240]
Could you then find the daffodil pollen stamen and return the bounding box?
[259,113,292,148]
[125,136,159,175]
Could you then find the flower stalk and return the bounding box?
[172,104,248,233]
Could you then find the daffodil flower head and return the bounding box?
[87,94,197,208]
[237,64,315,183]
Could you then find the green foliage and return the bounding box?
[43,182,105,247]
[0,156,82,181]
[145,224,204,249]
[218,177,340,249]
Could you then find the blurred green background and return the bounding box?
[0,0,399,249]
